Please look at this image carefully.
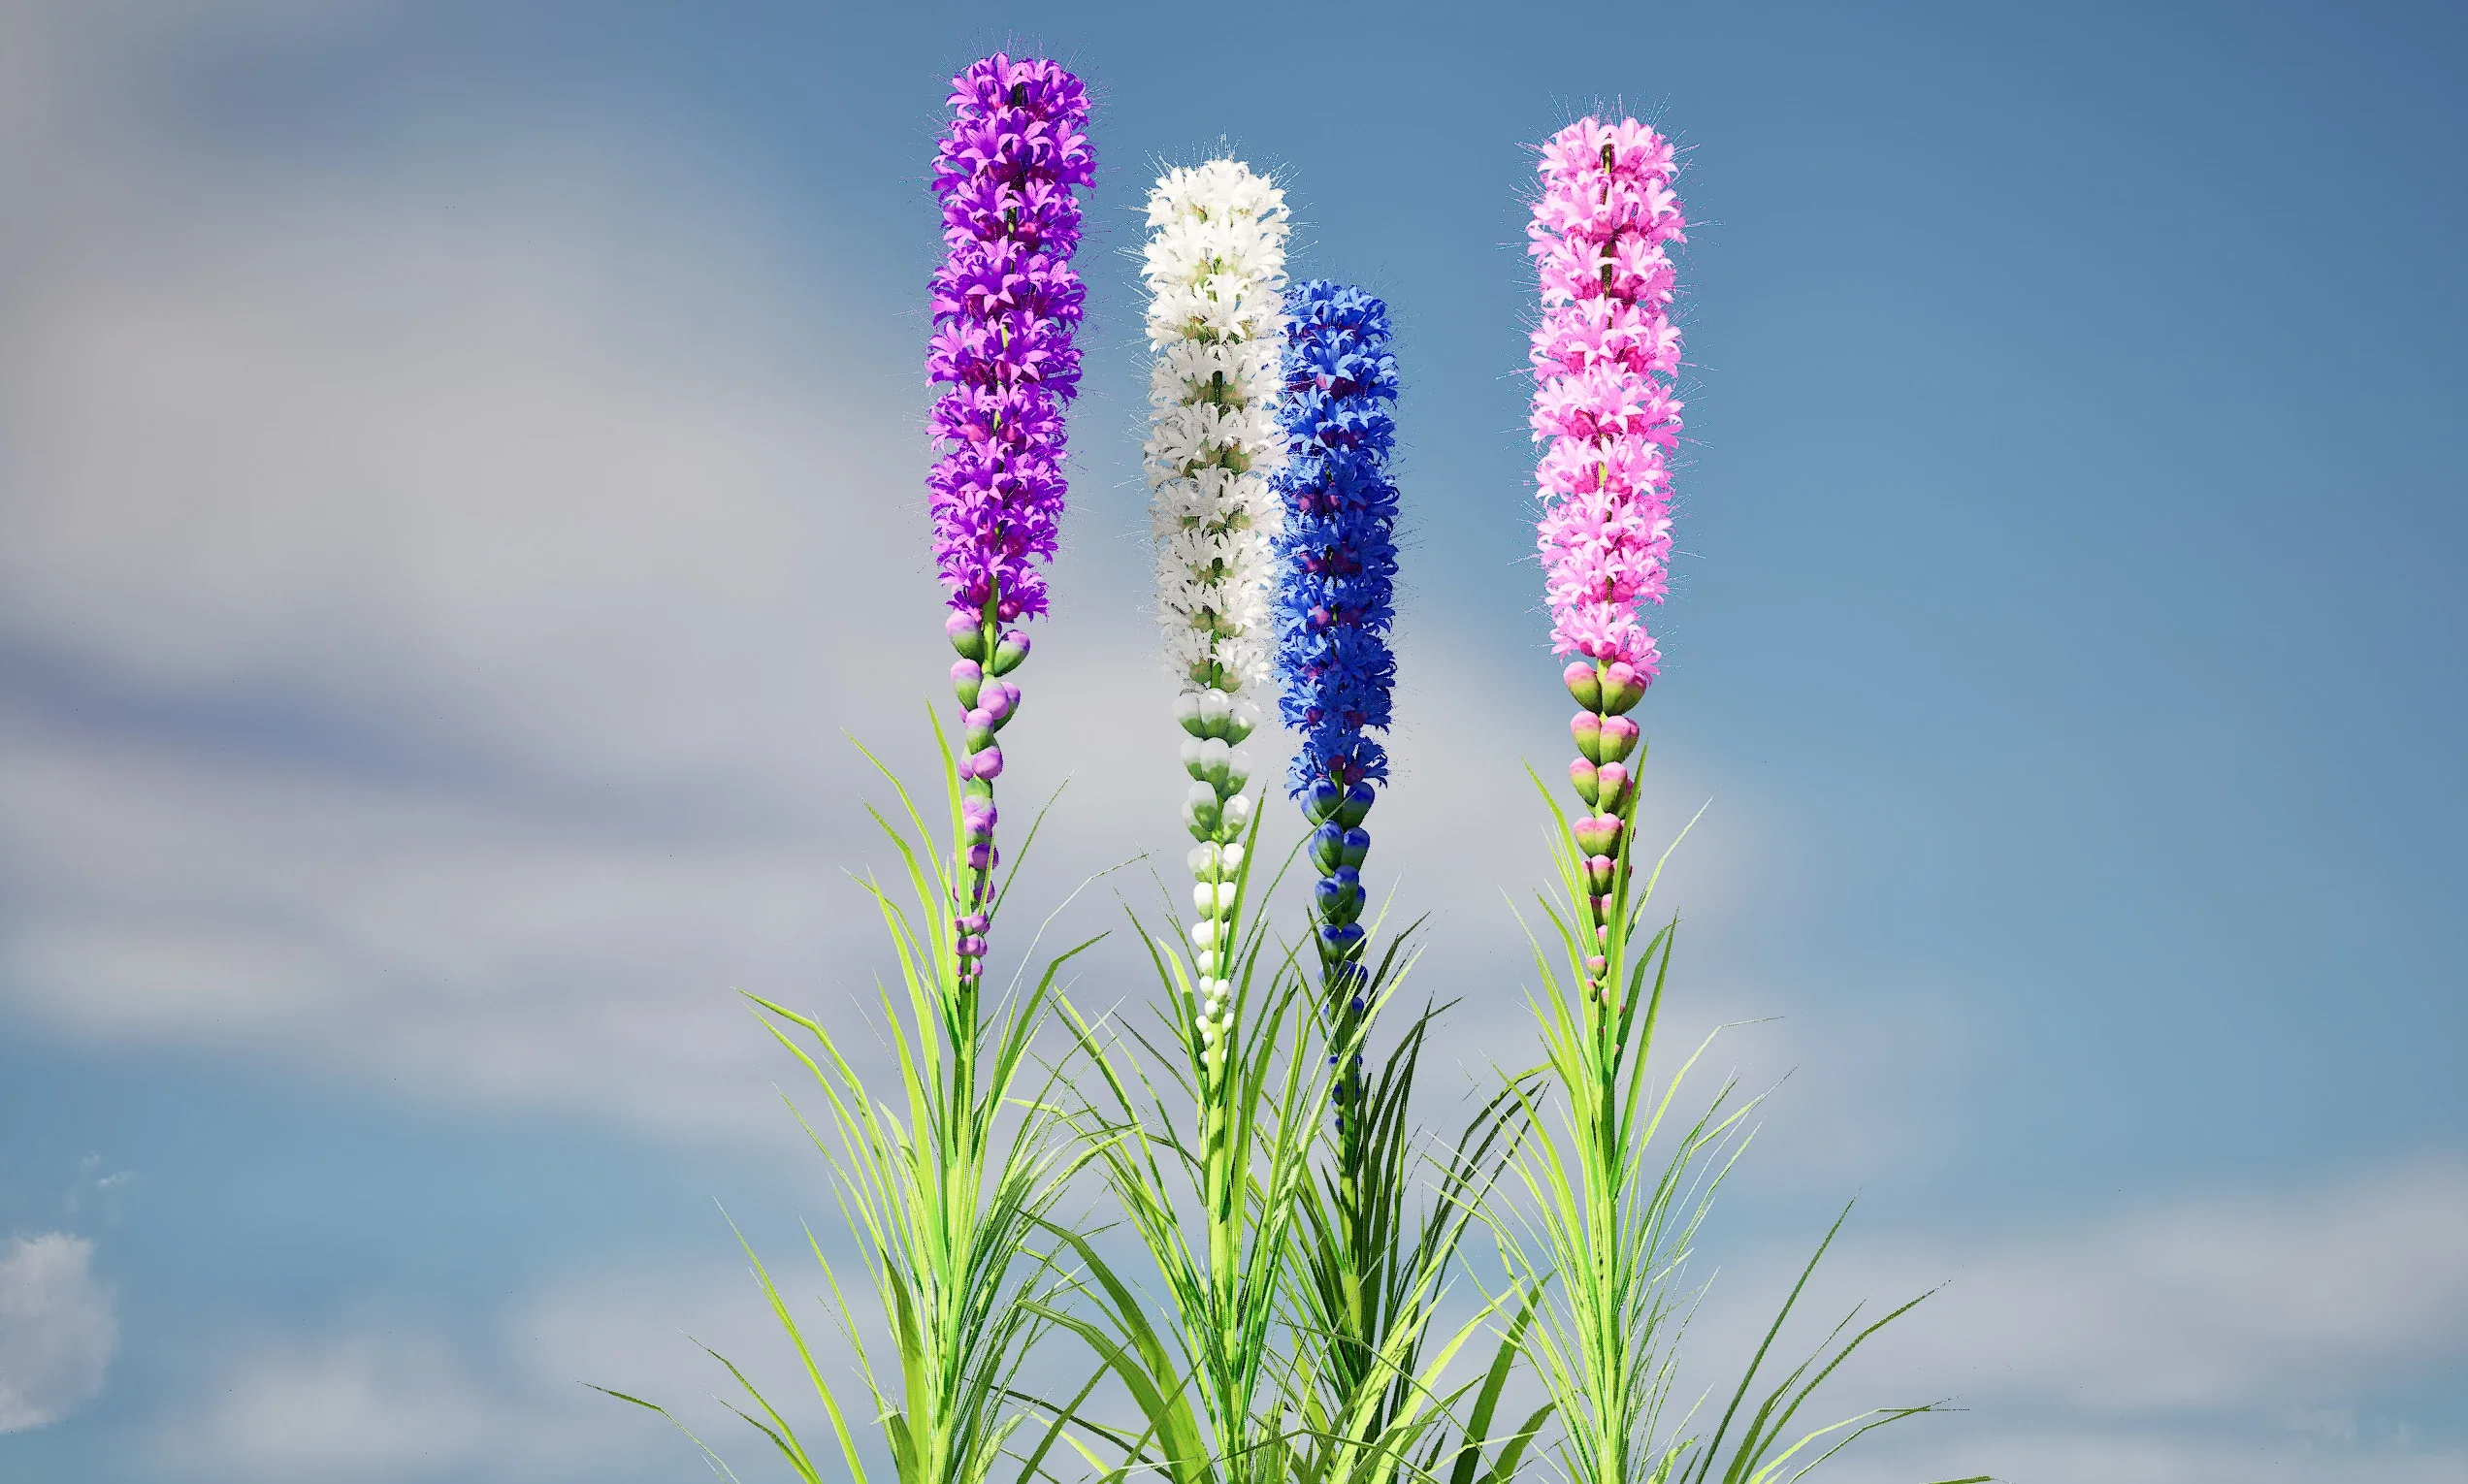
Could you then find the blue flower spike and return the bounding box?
[1272,279,1400,1137]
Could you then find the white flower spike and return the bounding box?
[1146,158,1289,1079]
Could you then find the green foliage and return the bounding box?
[603,723,1981,1484]
[1030,856,1550,1484]
[1027,817,1329,1484]
[1479,756,1965,1484]
[1285,972,1545,1484]
[599,718,1103,1484]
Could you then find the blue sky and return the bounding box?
[1,2,2461,1480]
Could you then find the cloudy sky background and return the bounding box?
[2,1,2462,1480]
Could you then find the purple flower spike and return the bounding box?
[926,54,1091,992]
[927,55,1092,627]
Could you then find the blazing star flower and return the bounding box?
[1272,279,1399,1132]
[1531,114,1684,681]
[926,54,1093,993]
[1529,114,1684,1011]
[1276,281,1399,800]
[1143,159,1289,1076]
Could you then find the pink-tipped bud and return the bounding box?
[990,629,1030,676]
[1598,660,1647,716]
[946,611,987,661]
[969,745,1004,780]
[951,659,983,709]
[1584,954,1608,976]
[964,709,997,753]
[1594,760,1632,813]
[980,682,1018,723]
[957,933,989,958]
[1573,814,1621,857]
[957,913,989,935]
[1569,756,1601,806]
[1571,710,1604,762]
[1584,854,1618,892]
[1595,713,1640,764]
[1563,661,1602,711]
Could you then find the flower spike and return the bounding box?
[1529,114,1684,1013]
[1271,279,1399,1134]
[1143,159,1290,1082]
[926,54,1093,992]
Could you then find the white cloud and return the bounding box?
[0,1233,117,1433]
[1664,1157,2468,1483]
[1820,1422,2468,1484]
[0,0,977,1139]
[153,1260,841,1483]
[168,1330,496,1480]
[1848,1155,2468,1414]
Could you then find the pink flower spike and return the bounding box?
[1529,115,1684,685]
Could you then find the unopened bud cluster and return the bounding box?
[1563,656,1648,1011]
[1300,778,1374,972]
[946,609,1032,991]
[1300,775,1376,1124]
[1177,688,1259,1073]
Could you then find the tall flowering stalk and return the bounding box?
[1274,280,1398,1103]
[1143,159,1289,1094]
[1492,116,1963,1484]
[1272,279,1406,1410]
[1271,284,1511,1479]
[1034,159,1341,1484]
[929,53,1094,1005]
[1530,115,1684,1023]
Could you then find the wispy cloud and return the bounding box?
[148,1259,829,1482]
[0,1234,117,1434]
[0,0,969,1138]
[1893,1156,2468,1413]
[1680,1157,2468,1483]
